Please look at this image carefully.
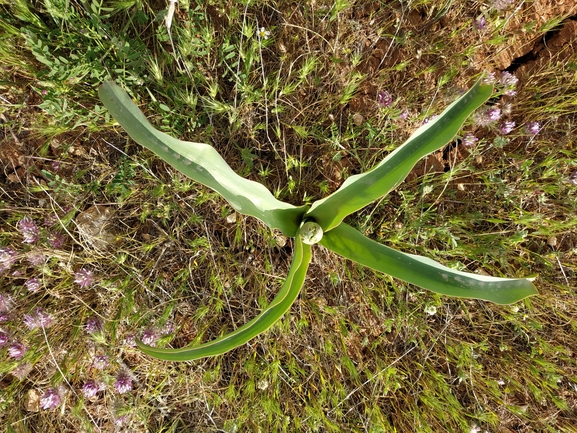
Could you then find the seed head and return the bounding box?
[11,362,33,380]
[17,217,39,244]
[40,388,62,410]
[491,0,515,11]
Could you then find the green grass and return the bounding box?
[1,0,577,431]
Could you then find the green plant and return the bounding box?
[99,78,537,361]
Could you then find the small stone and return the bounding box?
[352,113,364,126]
[25,389,42,412]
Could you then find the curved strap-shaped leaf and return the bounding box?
[99,82,307,237]
[320,223,537,304]
[137,234,312,361]
[306,80,494,232]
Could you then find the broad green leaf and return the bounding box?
[98,81,306,237]
[137,233,312,361]
[320,223,537,304]
[306,79,494,232]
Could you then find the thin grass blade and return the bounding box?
[99,81,306,237]
[321,223,537,304]
[137,234,312,361]
[306,79,494,232]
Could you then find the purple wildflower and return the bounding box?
[462,133,479,146]
[92,355,109,370]
[486,107,501,122]
[377,90,393,107]
[51,161,61,171]
[481,72,496,85]
[8,341,27,359]
[524,122,541,135]
[82,379,105,398]
[474,106,501,126]
[0,330,10,347]
[0,247,18,274]
[44,213,58,227]
[114,371,133,394]
[398,109,409,120]
[423,114,438,124]
[40,388,62,410]
[85,315,103,333]
[24,308,53,330]
[25,277,41,293]
[498,71,519,96]
[17,217,39,244]
[27,251,45,266]
[474,16,486,31]
[160,321,175,336]
[140,328,159,346]
[82,380,98,398]
[114,415,129,426]
[0,292,14,313]
[0,313,10,323]
[47,232,67,249]
[74,268,95,288]
[500,121,516,135]
[124,334,136,347]
[499,71,518,87]
[568,171,577,186]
